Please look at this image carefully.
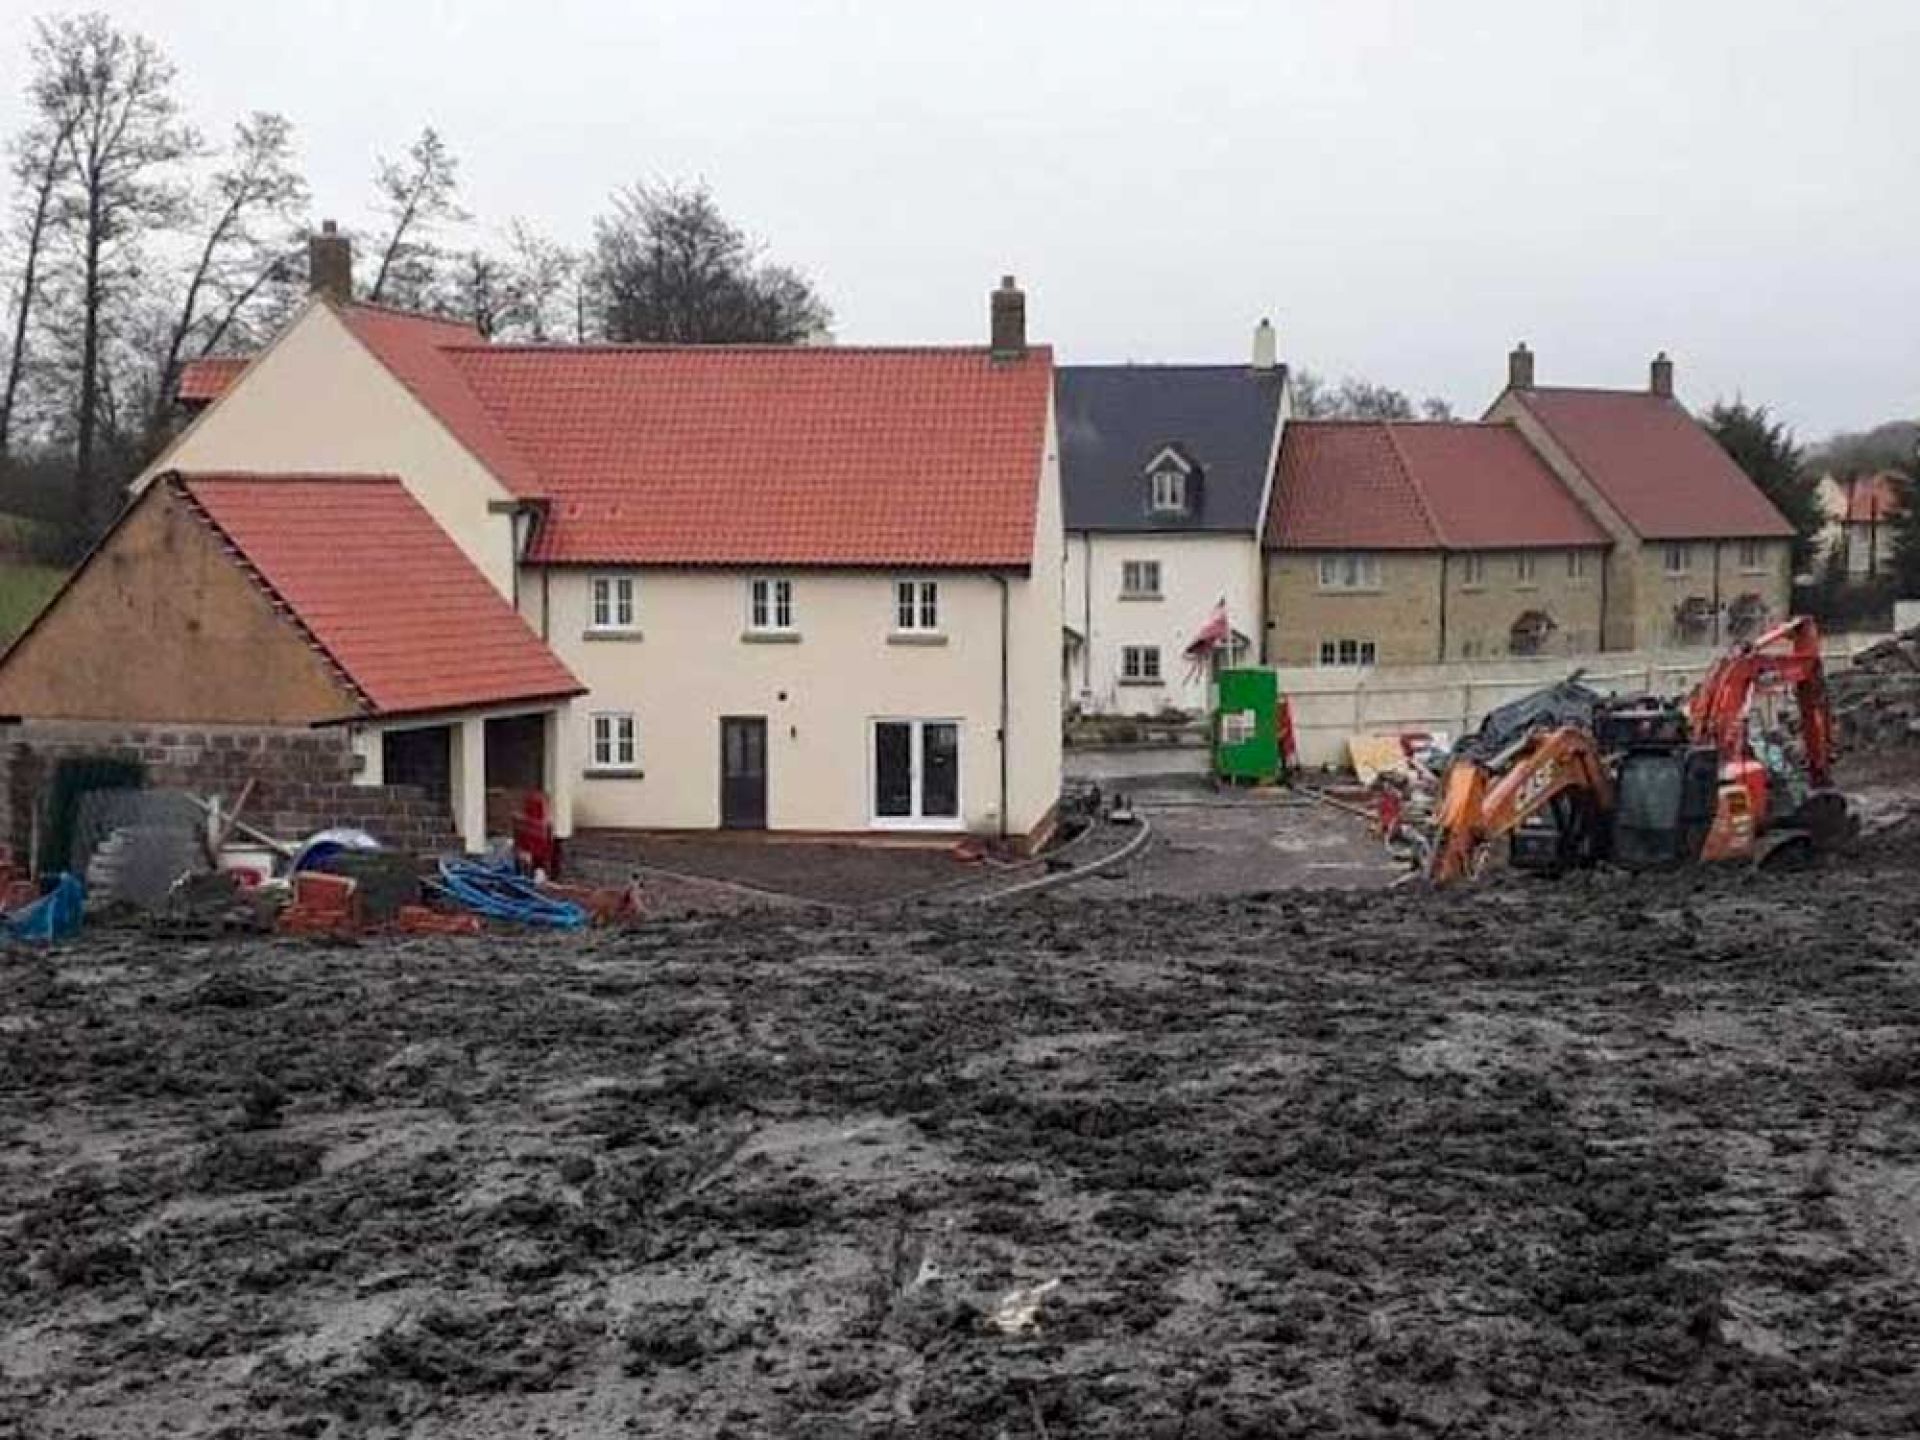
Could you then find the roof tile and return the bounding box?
[1266,421,1608,551]
[443,344,1053,567]
[178,472,583,718]
[1514,388,1793,540]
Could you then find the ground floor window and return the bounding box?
[591,712,638,771]
[873,719,959,823]
[1121,645,1162,682]
[1318,638,1377,667]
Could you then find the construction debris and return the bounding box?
[1831,628,1920,749]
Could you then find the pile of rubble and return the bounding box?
[1831,629,1920,750]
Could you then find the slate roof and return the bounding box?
[1265,421,1611,551]
[1056,365,1286,532]
[176,472,583,719]
[1511,388,1794,540]
[444,344,1053,567]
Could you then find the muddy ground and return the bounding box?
[5,830,1920,1437]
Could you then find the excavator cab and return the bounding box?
[1610,744,1722,870]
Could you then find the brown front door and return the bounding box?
[720,717,767,830]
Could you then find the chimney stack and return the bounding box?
[1251,317,1277,372]
[1508,341,1535,391]
[990,275,1026,360]
[1650,350,1674,399]
[309,220,352,305]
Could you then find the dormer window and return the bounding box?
[1143,443,1198,518]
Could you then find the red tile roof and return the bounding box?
[167,301,1054,568]
[176,472,582,719]
[1265,420,1610,551]
[177,357,248,403]
[1838,471,1907,524]
[1512,388,1793,540]
[443,344,1054,566]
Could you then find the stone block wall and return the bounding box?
[0,719,459,863]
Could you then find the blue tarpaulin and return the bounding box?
[4,874,85,943]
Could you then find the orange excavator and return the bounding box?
[1428,617,1855,885]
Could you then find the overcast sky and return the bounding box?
[1,0,1912,439]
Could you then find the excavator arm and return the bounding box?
[1688,615,1835,788]
[1428,727,1616,886]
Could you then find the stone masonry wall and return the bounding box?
[0,719,458,863]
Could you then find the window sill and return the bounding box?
[1316,587,1385,596]
[1118,677,1166,687]
[583,768,645,780]
[1118,592,1163,602]
[871,816,962,831]
[584,629,644,643]
[741,630,801,644]
[887,632,948,646]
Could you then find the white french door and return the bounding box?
[871,719,961,827]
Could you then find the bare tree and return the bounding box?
[1292,368,1454,422]
[367,126,465,308]
[498,220,577,341]
[587,181,830,344]
[150,111,306,430]
[0,109,74,455]
[32,13,195,529]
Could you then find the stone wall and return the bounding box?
[0,719,459,863]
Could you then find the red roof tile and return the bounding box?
[1838,471,1907,524]
[442,345,1054,567]
[1513,388,1793,540]
[177,472,582,718]
[1265,421,1609,551]
[177,357,247,403]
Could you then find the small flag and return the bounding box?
[1184,597,1230,658]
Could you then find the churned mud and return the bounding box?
[5,827,1920,1436]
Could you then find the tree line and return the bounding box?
[0,11,831,556]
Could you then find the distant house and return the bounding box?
[3,231,1064,852]
[1262,420,1611,665]
[1486,346,1795,649]
[1057,323,1289,714]
[1816,470,1906,579]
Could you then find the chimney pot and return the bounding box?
[1650,350,1674,398]
[308,220,352,306]
[990,275,1027,360]
[1251,317,1277,372]
[1508,341,1534,391]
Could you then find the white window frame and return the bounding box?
[1567,549,1590,580]
[590,712,639,772]
[1316,552,1382,592]
[1664,543,1692,576]
[1516,551,1538,585]
[1120,559,1162,598]
[1121,645,1163,683]
[588,573,637,632]
[748,576,795,632]
[1150,470,1187,514]
[1318,638,1378,667]
[870,717,961,828]
[1460,553,1487,588]
[1737,539,1764,573]
[893,578,941,633]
